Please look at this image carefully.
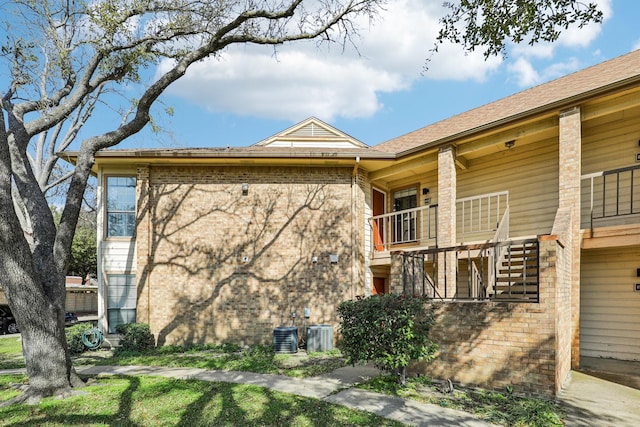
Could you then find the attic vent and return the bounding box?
[290,123,336,138]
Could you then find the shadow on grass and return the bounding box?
[0,374,402,427]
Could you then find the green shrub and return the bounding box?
[338,294,437,385]
[157,344,185,355]
[115,323,155,352]
[66,323,91,355]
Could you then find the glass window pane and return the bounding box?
[107,274,136,333]
[106,176,136,237]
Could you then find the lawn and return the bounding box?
[0,374,403,426]
[0,335,565,426]
[0,337,347,378]
[358,375,564,427]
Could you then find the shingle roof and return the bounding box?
[375,49,640,155]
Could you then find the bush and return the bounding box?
[66,323,91,355]
[338,294,437,385]
[115,323,155,352]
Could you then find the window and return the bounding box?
[106,274,136,334]
[393,187,417,243]
[106,176,136,237]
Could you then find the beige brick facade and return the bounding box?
[410,234,571,396]
[558,107,582,369]
[437,146,457,296]
[91,52,640,399]
[135,165,363,346]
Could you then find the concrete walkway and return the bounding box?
[78,365,496,426]
[5,361,640,426]
[557,361,640,427]
[1,364,496,426]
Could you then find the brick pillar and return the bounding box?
[437,145,457,297]
[389,252,404,293]
[558,107,581,369]
[136,164,151,325]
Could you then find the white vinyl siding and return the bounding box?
[100,241,136,272]
[581,106,640,229]
[457,136,559,239]
[580,246,640,361]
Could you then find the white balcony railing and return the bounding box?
[370,204,437,252]
[457,191,509,243]
[370,191,510,253]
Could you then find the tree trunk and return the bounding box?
[1,263,84,404]
[0,123,83,405]
[398,366,407,386]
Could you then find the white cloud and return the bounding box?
[507,0,611,88]
[507,56,584,88]
[507,57,540,87]
[160,0,502,122]
[633,40,640,51]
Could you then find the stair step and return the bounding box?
[495,277,538,283]
[492,294,538,301]
[501,259,537,266]
[498,269,538,276]
[493,283,538,291]
[507,246,538,253]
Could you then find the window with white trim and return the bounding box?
[106,176,136,237]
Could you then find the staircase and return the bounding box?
[491,241,539,301]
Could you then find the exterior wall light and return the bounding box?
[242,183,249,196]
[505,140,516,149]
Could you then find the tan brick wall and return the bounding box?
[409,236,567,397]
[437,146,457,296]
[558,107,581,368]
[137,165,359,346]
[136,165,151,324]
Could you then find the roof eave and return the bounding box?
[395,74,640,158]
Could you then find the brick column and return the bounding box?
[558,107,581,368]
[389,252,404,293]
[437,145,457,297]
[136,164,151,325]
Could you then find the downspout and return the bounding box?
[147,166,152,325]
[351,157,360,300]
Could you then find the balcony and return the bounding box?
[369,191,509,256]
[581,164,640,233]
[370,204,437,253]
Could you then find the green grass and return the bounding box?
[1,337,565,426]
[358,374,564,427]
[0,374,403,426]
[0,338,347,378]
[78,345,347,378]
[0,336,23,370]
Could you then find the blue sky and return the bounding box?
[91,0,640,149]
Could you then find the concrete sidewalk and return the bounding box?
[9,362,640,426]
[76,364,496,426]
[558,370,640,427]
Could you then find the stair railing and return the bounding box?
[488,205,510,294]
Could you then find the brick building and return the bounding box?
[64,49,640,396]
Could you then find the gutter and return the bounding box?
[351,156,360,300]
